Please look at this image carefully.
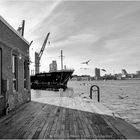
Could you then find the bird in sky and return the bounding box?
[81,59,91,65]
[101,69,106,72]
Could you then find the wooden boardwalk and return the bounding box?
[0,91,140,139]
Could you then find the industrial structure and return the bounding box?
[35,32,50,74]
[0,16,30,117]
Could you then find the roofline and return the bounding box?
[0,15,29,45]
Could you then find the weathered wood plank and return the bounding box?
[25,105,49,139]
[23,104,50,139]
[0,95,140,139]
[0,102,44,139]
[42,106,59,139]
[14,103,46,139]
[38,104,56,138]
[53,107,63,138]
[49,107,61,138]
[74,110,85,139]
[64,108,70,139]
[59,107,66,139]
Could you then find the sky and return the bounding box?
[0,0,140,76]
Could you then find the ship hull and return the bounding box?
[30,70,74,90]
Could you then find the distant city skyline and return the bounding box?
[1,1,140,76]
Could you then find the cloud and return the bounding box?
[1,1,140,74]
[0,0,62,42]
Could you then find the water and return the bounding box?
[68,80,140,131]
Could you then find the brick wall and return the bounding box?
[0,96,5,116]
[0,19,30,117]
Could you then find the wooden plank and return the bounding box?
[32,118,47,139]
[26,105,49,138]
[104,115,140,139]
[81,111,97,139]
[59,107,66,139]
[38,104,56,138]
[41,106,59,139]
[69,108,76,139]
[53,107,64,138]
[71,109,81,139]
[14,103,46,139]
[64,108,70,139]
[74,110,85,139]
[86,111,122,139]
[77,110,91,139]
[0,95,140,139]
[24,104,51,139]
[0,102,44,139]
[49,107,61,138]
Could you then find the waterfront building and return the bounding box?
[0,16,30,117]
[95,68,100,80]
[136,71,140,78]
[71,75,92,81]
[122,69,128,78]
[49,60,57,72]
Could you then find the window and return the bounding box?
[24,60,28,89]
[12,55,18,91]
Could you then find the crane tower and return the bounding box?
[35,32,50,74]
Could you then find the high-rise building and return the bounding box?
[122,69,127,78]
[136,71,140,78]
[49,60,57,72]
[122,69,127,75]
[95,68,100,80]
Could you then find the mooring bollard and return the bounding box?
[89,85,100,102]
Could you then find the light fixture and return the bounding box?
[18,54,22,60]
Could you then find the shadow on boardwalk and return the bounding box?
[0,99,140,139]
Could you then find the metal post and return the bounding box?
[61,50,63,70]
[90,85,100,102]
[22,20,25,37]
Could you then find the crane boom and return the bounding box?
[38,32,50,60]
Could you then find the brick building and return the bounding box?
[0,16,30,117]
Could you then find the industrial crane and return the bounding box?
[35,32,50,74]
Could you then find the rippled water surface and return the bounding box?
[68,80,140,131]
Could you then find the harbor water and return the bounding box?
[67,80,140,131]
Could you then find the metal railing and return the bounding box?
[89,85,100,102]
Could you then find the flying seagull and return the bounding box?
[81,59,91,65]
[101,69,106,72]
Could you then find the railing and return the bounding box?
[89,85,100,102]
